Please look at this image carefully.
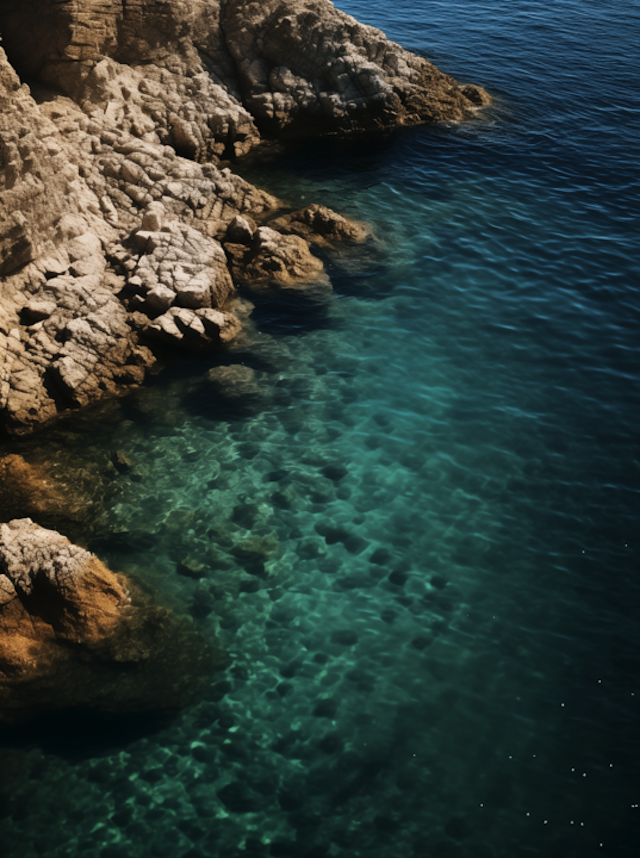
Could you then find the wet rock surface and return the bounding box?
[0,0,489,435]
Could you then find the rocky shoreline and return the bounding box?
[0,0,489,437]
[0,0,489,722]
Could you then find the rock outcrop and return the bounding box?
[221,0,491,138]
[0,518,218,724]
[0,0,490,434]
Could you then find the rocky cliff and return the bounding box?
[0,0,489,436]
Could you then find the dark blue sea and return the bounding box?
[1,2,639,856]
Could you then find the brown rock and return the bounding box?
[0,519,220,724]
[228,226,331,296]
[0,454,96,532]
[269,204,369,246]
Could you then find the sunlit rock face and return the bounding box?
[0,519,219,725]
[221,0,490,138]
[0,0,489,435]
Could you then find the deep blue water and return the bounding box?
[1,2,639,857]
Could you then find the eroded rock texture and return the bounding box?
[0,518,218,724]
[222,0,491,137]
[0,0,490,434]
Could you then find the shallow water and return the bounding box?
[1,2,639,857]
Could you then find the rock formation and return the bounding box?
[0,1,492,725]
[0,518,218,724]
[0,0,489,436]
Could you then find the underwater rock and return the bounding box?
[0,518,219,725]
[0,453,104,536]
[369,546,393,565]
[177,557,208,579]
[111,449,133,473]
[230,533,279,578]
[321,462,349,483]
[205,364,265,401]
[313,697,338,719]
[330,630,359,647]
[217,781,261,813]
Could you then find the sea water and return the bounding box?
[1,1,638,857]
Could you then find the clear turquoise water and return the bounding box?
[1,2,639,857]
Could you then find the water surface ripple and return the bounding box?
[1,2,638,857]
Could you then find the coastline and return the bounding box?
[0,0,489,722]
[0,0,489,438]
[0,2,638,855]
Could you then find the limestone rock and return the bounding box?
[1,0,490,434]
[0,1,261,162]
[226,214,256,245]
[226,226,331,296]
[132,220,234,313]
[0,38,276,433]
[222,0,491,137]
[0,519,219,724]
[144,306,242,353]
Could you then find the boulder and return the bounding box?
[132,221,235,312]
[0,519,220,724]
[269,204,369,245]
[144,306,241,353]
[206,365,265,401]
[226,226,331,296]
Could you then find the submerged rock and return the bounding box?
[0,452,112,539]
[0,454,89,526]
[0,519,219,725]
[205,364,268,403]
